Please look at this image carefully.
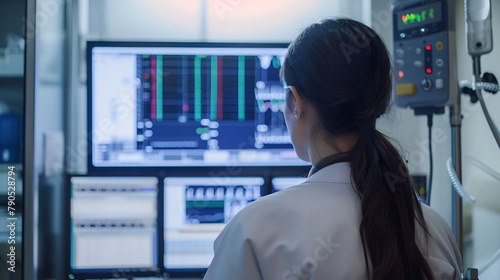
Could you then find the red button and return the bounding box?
[426,68,432,74]
[425,45,431,51]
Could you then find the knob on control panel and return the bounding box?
[421,78,432,91]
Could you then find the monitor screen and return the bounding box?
[88,42,305,168]
[395,1,442,32]
[70,176,159,275]
[163,177,264,271]
[271,177,307,192]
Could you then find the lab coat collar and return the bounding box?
[306,162,352,184]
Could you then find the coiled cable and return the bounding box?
[446,158,476,204]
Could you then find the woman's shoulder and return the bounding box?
[419,204,458,249]
[420,204,454,235]
[213,184,308,249]
[223,179,360,243]
[234,179,356,221]
[418,204,463,279]
[229,183,308,226]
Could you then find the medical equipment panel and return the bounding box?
[392,0,457,108]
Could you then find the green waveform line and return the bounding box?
[238,56,245,121]
[257,100,285,113]
[272,56,280,69]
[196,127,210,135]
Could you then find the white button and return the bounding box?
[396,48,404,58]
[436,79,444,89]
[396,59,405,67]
[436,58,444,67]
[414,60,423,68]
[416,48,422,55]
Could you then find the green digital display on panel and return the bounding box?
[397,2,442,31]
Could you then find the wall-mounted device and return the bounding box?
[392,0,457,109]
[463,0,500,148]
[465,0,493,56]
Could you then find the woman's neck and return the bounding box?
[308,131,358,165]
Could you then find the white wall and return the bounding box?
[457,0,500,210]
[87,0,370,42]
[455,0,500,277]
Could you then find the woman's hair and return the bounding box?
[281,18,434,280]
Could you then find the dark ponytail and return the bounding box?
[353,123,434,279]
[282,18,434,280]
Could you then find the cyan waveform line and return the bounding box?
[156,55,163,121]
[238,56,245,121]
[257,100,285,113]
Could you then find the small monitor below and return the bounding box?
[271,176,307,192]
[163,176,264,271]
[70,176,159,275]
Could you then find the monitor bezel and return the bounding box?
[86,41,311,174]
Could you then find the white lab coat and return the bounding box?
[204,162,462,280]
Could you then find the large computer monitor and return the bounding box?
[163,177,264,272]
[88,42,305,168]
[69,176,159,277]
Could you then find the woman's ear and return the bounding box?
[290,86,305,119]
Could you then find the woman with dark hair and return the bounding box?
[204,18,461,280]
